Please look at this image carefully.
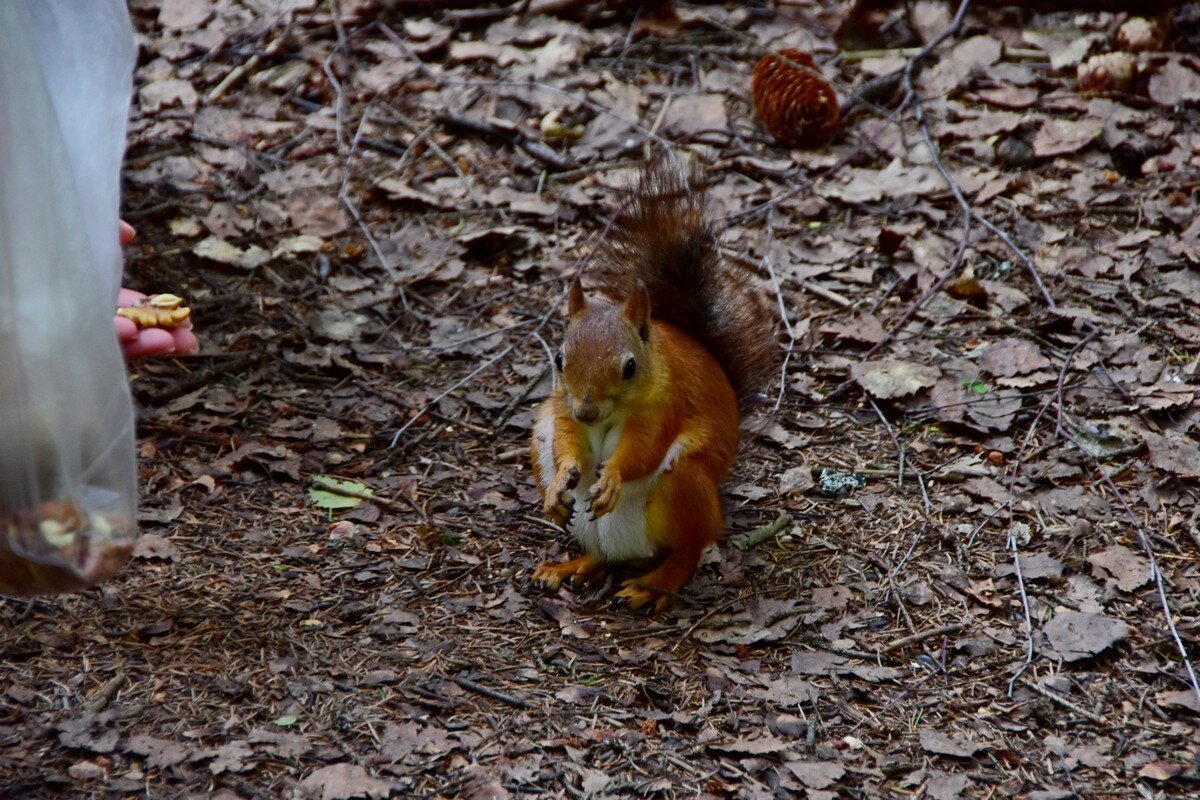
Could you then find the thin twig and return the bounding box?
[491,363,550,434]
[868,399,933,526]
[436,113,578,172]
[337,105,411,301]
[386,110,484,207]
[1065,431,1200,711]
[758,215,795,410]
[323,17,412,304]
[309,474,419,515]
[1017,676,1107,725]
[899,0,1055,310]
[453,675,534,710]
[883,622,968,653]
[1003,328,1098,694]
[208,17,291,102]
[388,210,623,449]
[84,670,126,714]
[863,231,971,359]
[867,398,934,629]
[1004,391,1056,696]
[729,512,793,551]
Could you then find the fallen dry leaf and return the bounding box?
[966,389,1022,432]
[1138,760,1187,781]
[157,0,214,29]
[1087,545,1149,592]
[708,734,792,756]
[125,734,191,770]
[751,675,819,708]
[784,760,846,790]
[926,770,971,800]
[296,763,393,800]
[1148,58,1200,107]
[816,158,943,203]
[851,360,940,400]
[1043,611,1128,661]
[1142,430,1200,478]
[918,728,987,758]
[1156,690,1200,715]
[979,338,1051,377]
[779,465,814,495]
[193,235,270,269]
[663,94,728,137]
[1032,118,1103,158]
[694,597,802,645]
[132,533,181,562]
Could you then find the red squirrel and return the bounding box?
[530,158,777,611]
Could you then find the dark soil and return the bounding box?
[3,2,1199,798]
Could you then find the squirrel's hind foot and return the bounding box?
[615,580,677,614]
[532,555,603,590]
[617,550,701,613]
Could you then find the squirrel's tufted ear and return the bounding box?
[568,276,587,319]
[622,284,651,341]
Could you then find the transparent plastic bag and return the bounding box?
[0,1,138,595]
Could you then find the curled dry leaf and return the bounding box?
[1077,53,1136,96]
[1117,17,1170,53]
[752,50,839,149]
[1138,760,1187,781]
[192,235,270,269]
[132,533,181,562]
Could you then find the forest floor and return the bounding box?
[3,1,1200,798]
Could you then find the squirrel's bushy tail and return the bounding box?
[592,158,777,408]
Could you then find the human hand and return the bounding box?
[114,222,199,358]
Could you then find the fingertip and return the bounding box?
[114,316,139,342]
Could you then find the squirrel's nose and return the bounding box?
[575,401,599,424]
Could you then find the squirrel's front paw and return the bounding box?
[588,466,622,518]
[543,465,581,524]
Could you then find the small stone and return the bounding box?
[68,760,105,780]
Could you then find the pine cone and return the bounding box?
[752,49,840,149]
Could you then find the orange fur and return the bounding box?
[532,316,738,611]
[529,158,776,612]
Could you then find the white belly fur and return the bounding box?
[536,412,682,563]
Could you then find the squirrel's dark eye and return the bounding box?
[622,357,636,380]
[554,353,564,372]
